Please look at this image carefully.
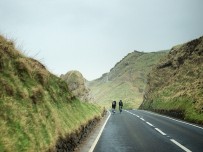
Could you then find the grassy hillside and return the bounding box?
[140,36,203,124]
[88,50,168,109]
[0,35,102,152]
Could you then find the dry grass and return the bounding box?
[28,57,50,85]
[15,58,32,78]
[141,36,203,123]
[30,85,44,104]
[0,34,103,152]
[0,78,15,97]
[0,35,21,58]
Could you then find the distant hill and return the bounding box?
[87,50,168,109]
[0,35,102,151]
[140,36,203,124]
[61,70,91,102]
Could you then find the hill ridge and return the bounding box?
[88,50,168,108]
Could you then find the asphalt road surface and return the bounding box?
[93,110,203,152]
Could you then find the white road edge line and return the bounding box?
[88,110,111,152]
[144,110,203,130]
[128,110,192,152]
[155,128,166,136]
[170,139,192,152]
[146,122,154,127]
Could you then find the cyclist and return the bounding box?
[112,100,116,113]
[119,100,123,113]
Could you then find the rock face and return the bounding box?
[61,71,91,102]
[140,36,203,124]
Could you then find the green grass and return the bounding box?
[88,51,167,109]
[147,95,203,123]
[140,36,203,124]
[0,86,102,152]
[0,35,103,151]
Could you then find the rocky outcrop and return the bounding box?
[61,71,91,102]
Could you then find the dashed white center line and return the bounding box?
[146,122,154,127]
[126,110,192,152]
[155,128,167,136]
[170,139,192,152]
[140,118,145,121]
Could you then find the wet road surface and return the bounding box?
[93,110,203,152]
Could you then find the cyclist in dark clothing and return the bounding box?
[119,100,123,113]
[112,101,116,113]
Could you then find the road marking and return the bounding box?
[140,118,145,121]
[155,128,166,136]
[146,122,154,127]
[88,111,111,152]
[170,139,192,152]
[127,110,193,152]
[144,110,203,130]
[125,110,141,118]
[124,110,139,117]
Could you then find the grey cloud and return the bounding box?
[0,0,203,80]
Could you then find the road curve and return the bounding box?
[93,110,203,152]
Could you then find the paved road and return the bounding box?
[93,110,203,152]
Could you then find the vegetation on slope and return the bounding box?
[88,50,168,109]
[0,35,102,152]
[140,36,203,124]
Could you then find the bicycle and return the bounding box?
[112,108,116,114]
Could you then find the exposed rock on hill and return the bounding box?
[140,36,203,124]
[88,50,168,108]
[61,71,91,102]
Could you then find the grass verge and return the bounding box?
[0,35,103,151]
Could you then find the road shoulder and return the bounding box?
[75,111,110,152]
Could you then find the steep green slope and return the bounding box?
[140,36,203,124]
[88,50,167,109]
[0,35,102,152]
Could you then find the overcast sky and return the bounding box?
[0,0,203,80]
